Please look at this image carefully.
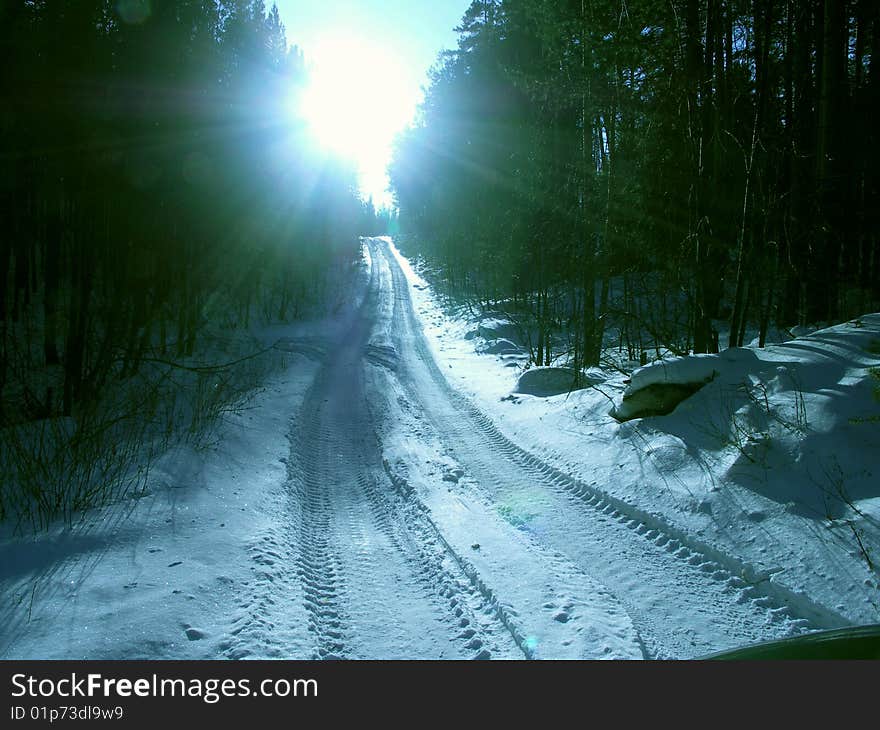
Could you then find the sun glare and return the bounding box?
[297,34,416,207]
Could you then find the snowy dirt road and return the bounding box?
[234,248,527,660]
[227,238,831,660]
[1,238,841,660]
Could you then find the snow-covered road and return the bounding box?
[232,247,528,659]
[221,237,833,659]
[1,237,849,660]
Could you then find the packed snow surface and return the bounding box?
[2,238,878,660]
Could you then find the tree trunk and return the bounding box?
[43,213,61,366]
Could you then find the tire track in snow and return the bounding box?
[219,250,383,661]
[365,248,643,659]
[354,465,514,660]
[279,242,525,659]
[379,447,644,659]
[292,360,520,659]
[377,457,536,659]
[291,401,350,659]
[371,369,645,660]
[374,238,849,658]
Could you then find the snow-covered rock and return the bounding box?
[480,338,519,355]
[612,355,719,420]
[516,367,605,398]
[629,353,721,390]
[612,381,712,421]
[477,318,521,342]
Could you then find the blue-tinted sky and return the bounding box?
[273,1,472,205]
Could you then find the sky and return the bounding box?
[274,0,473,207]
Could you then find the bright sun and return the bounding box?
[298,34,416,207]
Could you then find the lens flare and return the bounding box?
[296,34,417,206]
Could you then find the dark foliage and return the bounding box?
[0,1,367,425]
[0,1,378,525]
[391,0,879,371]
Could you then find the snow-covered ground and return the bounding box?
[391,241,880,635]
[1,237,877,660]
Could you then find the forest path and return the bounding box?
[0,237,837,661]
[224,237,835,660]
[251,244,526,659]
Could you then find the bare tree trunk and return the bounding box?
[814,0,846,321]
[43,213,61,366]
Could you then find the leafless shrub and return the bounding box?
[0,336,279,534]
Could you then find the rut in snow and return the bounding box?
[272,248,525,659]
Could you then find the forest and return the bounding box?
[391,0,879,374]
[1,0,877,525]
[1,0,879,665]
[0,1,377,528]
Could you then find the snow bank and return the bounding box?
[392,239,880,631]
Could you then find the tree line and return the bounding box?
[391,0,878,373]
[0,2,386,526]
[0,0,368,426]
